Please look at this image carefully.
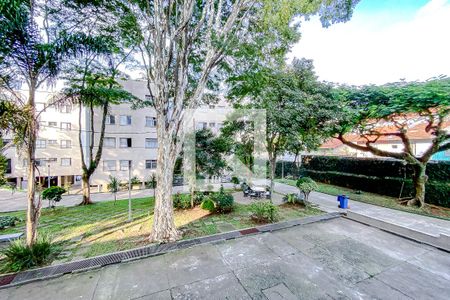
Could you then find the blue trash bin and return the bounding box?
[337,195,349,209]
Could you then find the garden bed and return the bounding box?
[0,196,323,273]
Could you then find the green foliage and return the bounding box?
[194,129,231,178]
[249,201,278,223]
[283,193,304,205]
[231,176,240,186]
[193,192,205,206]
[200,199,216,212]
[211,192,234,214]
[42,186,66,203]
[145,174,157,189]
[296,177,318,201]
[300,156,450,208]
[1,235,57,272]
[0,216,20,229]
[173,193,191,210]
[130,176,140,185]
[107,175,120,195]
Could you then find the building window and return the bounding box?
[145,138,158,148]
[39,121,46,127]
[47,158,57,162]
[61,140,72,148]
[104,137,116,148]
[103,160,116,171]
[48,139,57,145]
[61,122,71,130]
[196,122,207,130]
[392,145,398,149]
[36,139,46,149]
[145,160,157,169]
[120,115,132,126]
[6,159,11,174]
[120,138,132,148]
[2,139,12,145]
[35,158,45,167]
[48,121,57,127]
[145,116,157,127]
[61,158,71,166]
[209,122,215,128]
[59,104,72,113]
[120,160,132,171]
[106,115,116,125]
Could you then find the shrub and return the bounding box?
[213,193,234,213]
[42,186,66,207]
[250,201,278,223]
[173,193,191,209]
[193,192,205,206]
[296,177,318,202]
[201,199,215,212]
[1,235,57,272]
[0,216,20,229]
[283,193,305,206]
[130,176,140,185]
[231,176,240,189]
[209,186,234,213]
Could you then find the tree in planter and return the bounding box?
[125,0,359,242]
[337,78,450,208]
[107,175,120,205]
[0,0,104,246]
[296,177,318,204]
[42,186,66,208]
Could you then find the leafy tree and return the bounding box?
[42,186,66,207]
[0,0,103,246]
[55,1,139,205]
[296,177,318,203]
[227,58,342,195]
[231,176,240,190]
[121,0,359,242]
[337,78,450,208]
[107,175,120,205]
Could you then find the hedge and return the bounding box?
[275,156,450,208]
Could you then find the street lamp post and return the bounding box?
[128,160,132,222]
[47,163,51,208]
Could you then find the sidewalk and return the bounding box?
[0,183,234,212]
[273,182,450,238]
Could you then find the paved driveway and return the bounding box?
[2,217,449,299]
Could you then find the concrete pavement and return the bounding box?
[1,217,449,299]
[273,182,450,238]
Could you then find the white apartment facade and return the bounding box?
[3,80,230,191]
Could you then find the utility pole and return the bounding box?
[47,163,51,208]
[128,160,132,222]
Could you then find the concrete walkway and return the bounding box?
[1,217,449,299]
[273,182,450,238]
[0,183,234,212]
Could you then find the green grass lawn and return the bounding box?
[276,178,450,220]
[0,196,323,271]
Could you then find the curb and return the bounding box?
[345,211,450,252]
[0,212,342,289]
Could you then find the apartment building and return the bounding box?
[3,80,229,191]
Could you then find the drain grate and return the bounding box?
[240,228,259,235]
[0,274,15,286]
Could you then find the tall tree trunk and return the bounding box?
[80,173,92,205]
[149,132,180,243]
[268,152,277,201]
[25,86,39,247]
[26,141,38,246]
[407,163,427,208]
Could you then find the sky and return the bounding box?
[288,0,450,85]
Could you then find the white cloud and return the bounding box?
[289,0,450,85]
